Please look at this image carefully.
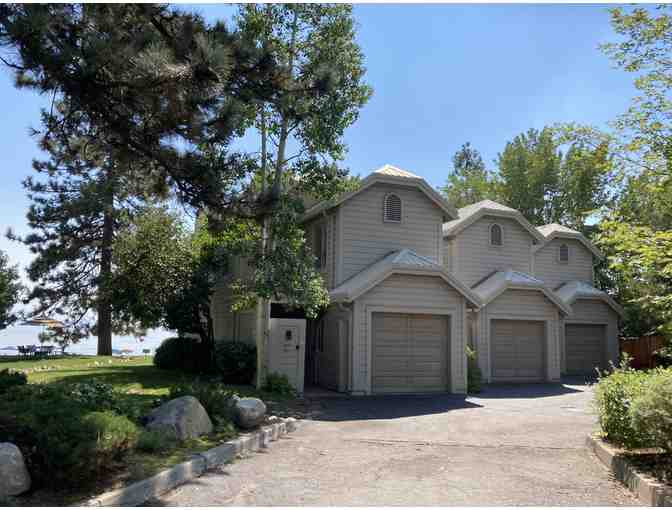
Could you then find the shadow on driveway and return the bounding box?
[475,380,587,399]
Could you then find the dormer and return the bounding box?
[533,223,603,289]
[442,200,545,287]
[302,165,457,287]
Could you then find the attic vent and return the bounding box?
[383,193,402,223]
[558,243,569,263]
[490,223,503,246]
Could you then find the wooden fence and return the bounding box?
[619,335,666,369]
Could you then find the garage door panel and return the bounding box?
[491,319,545,381]
[566,324,605,375]
[372,312,450,394]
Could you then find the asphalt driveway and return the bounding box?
[149,380,639,506]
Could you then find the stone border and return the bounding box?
[78,417,299,507]
[586,435,672,506]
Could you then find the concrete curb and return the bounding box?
[586,435,672,506]
[79,417,300,507]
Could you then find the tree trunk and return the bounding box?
[97,184,114,356]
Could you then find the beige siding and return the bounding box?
[534,238,593,289]
[562,299,619,372]
[442,238,454,273]
[305,212,337,289]
[453,216,534,287]
[475,289,561,382]
[340,184,443,284]
[351,274,467,394]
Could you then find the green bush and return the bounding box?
[466,346,482,394]
[630,369,672,452]
[214,340,256,384]
[593,361,654,448]
[153,336,201,372]
[136,429,174,453]
[168,381,235,424]
[262,372,295,397]
[0,369,27,393]
[1,383,139,489]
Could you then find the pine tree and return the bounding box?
[442,142,498,208]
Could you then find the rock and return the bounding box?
[145,396,213,440]
[233,397,267,429]
[267,415,281,424]
[285,417,298,432]
[0,443,31,497]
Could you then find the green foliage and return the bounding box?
[0,369,27,393]
[0,250,22,330]
[153,337,202,373]
[630,370,672,452]
[262,372,296,397]
[214,341,257,384]
[136,429,175,453]
[593,357,654,448]
[81,411,139,471]
[465,346,482,394]
[442,142,499,208]
[168,381,235,424]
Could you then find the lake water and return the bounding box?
[0,325,171,355]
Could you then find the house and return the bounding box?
[210,165,623,395]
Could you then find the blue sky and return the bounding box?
[0,4,637,350]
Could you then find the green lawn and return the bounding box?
[0,354,293,505]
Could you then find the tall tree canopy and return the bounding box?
[0,250,23,331]
[496,127,611,229]
[441,142,498,208]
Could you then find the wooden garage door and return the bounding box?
[372,313,450,393]
[565,324,605,376]
[491,319,545,382]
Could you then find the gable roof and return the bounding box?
[302,164,457,222]
[534,223,603,259]
[329,249,481,307]
[555,280,624,317]
[471,268,573,314]
[442,199,546,243]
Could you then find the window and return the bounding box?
[314,224,328,269]
[383,193,402,223]
[490,223,503,246]
[558,243,569,263]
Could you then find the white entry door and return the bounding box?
[268,318,306,394]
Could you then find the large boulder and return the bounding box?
[232,396,267,429]
[0,443,30,497]
[145,396,213,440]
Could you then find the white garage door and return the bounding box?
[491,319,546,382]
[372,313,450,393]
[565,324,605,376]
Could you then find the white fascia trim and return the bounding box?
[444,208,546,244]
[478,283,573,316]
[532,232,604,260]
[302,174,458,223]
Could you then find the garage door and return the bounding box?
[372,313,450,393]
[491,319,545,381]
[565,324,605,376]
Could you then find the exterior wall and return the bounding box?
[560,298,619,373]
[474,289,561,382]
[351,274,467,394]
[534,238,593,290]
[304,211,338,289]
[210,256,258,347]
[451,216,534,287]
[442,238,454,273]
[339,184,444,284]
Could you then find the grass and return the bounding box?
[1,354,295,505]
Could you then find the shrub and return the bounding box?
[630,369,672,452]
[153,336,203,372]
[136,429,174,453]
[593,360,654,448]
[466,346,482,394]
[168,381,235,424]
[0,369,27,393]
[81,411,139,471]
[63,380,118,409]
[214,340,256,384]
[262,372,295,397]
